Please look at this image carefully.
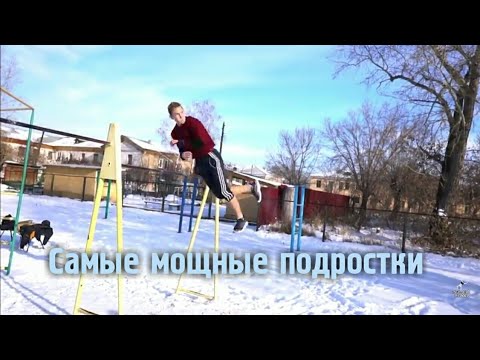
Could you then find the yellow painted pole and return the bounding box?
[71,123,122,315]
[185,186,210,254]
[176,186,210,294]
[73,177,105,314]
[213,197,220,300]
[116,180,124,315]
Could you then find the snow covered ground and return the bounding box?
[1,194,479,315]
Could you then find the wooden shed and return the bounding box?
[0,161,41,186]
[43,164,119,202]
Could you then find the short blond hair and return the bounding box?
[168,101,182,115]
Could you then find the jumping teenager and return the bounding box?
[168,101,262,233]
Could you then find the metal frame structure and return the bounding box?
[1,87,35,275]
[0,89,111,276]
[1,87,124,315]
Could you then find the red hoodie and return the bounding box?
[171,116,215,159]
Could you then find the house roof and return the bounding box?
[310,172,351,180]
[1,125,42,141]
[1,160,42,169]
[122,136,176,154]
[239,165,270,177]
[43,163,102,169]
[44,137,104,148]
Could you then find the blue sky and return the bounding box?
[5,45,394,167]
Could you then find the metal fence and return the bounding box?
[4,168,479,256]
[295,201,480,257]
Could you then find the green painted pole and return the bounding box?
[6,110,35,275]
[104,180,111,219]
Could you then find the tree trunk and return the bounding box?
[431,50,479,241]
[434,89,478,215]
[356,193,369,231]
[389,188,402,224]
[434,127,469,214]
[281,187,295,232]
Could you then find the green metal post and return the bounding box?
[6,110,35,275]
[95,170,100,196]
[104,180,111,219]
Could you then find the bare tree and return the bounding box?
[0,130,15,163]
[380,117,440,217]
[0,45,21,112]
[187,100,222,144]
[383,144,439,218]
[157,99,223,148]
[322,102,414,228]
[333,45,480,219]
[266,127,321,185]
[457,133,480,216]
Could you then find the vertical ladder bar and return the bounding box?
[178,176,188,233]
[104,180,111,219]
[290,185,299,252]
[296,186,306,251]
[188,177,199,232]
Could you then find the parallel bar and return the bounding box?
[177,288,214,300]
[77,308,98,315]
[0,117,109,144]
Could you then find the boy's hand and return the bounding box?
[181,151,192,160]
[170,139,179,146]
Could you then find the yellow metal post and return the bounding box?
[176,185,222,300]
[73,177,104,315]
[73,123,124,315]
[213,197,220,299]
[176,186,210,296]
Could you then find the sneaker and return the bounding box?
[233,218,249,233]
[250,179,262,203]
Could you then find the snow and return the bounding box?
[1,184,18,193]
[1,194,479,315]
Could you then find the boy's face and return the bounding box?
[170,106,186,126]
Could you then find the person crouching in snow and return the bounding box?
[168,101,262,233]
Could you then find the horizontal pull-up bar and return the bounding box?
[0,87,34,110]
[0,117,109,145]
[1,107,33,112]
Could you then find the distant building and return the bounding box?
[239,165,283,183]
